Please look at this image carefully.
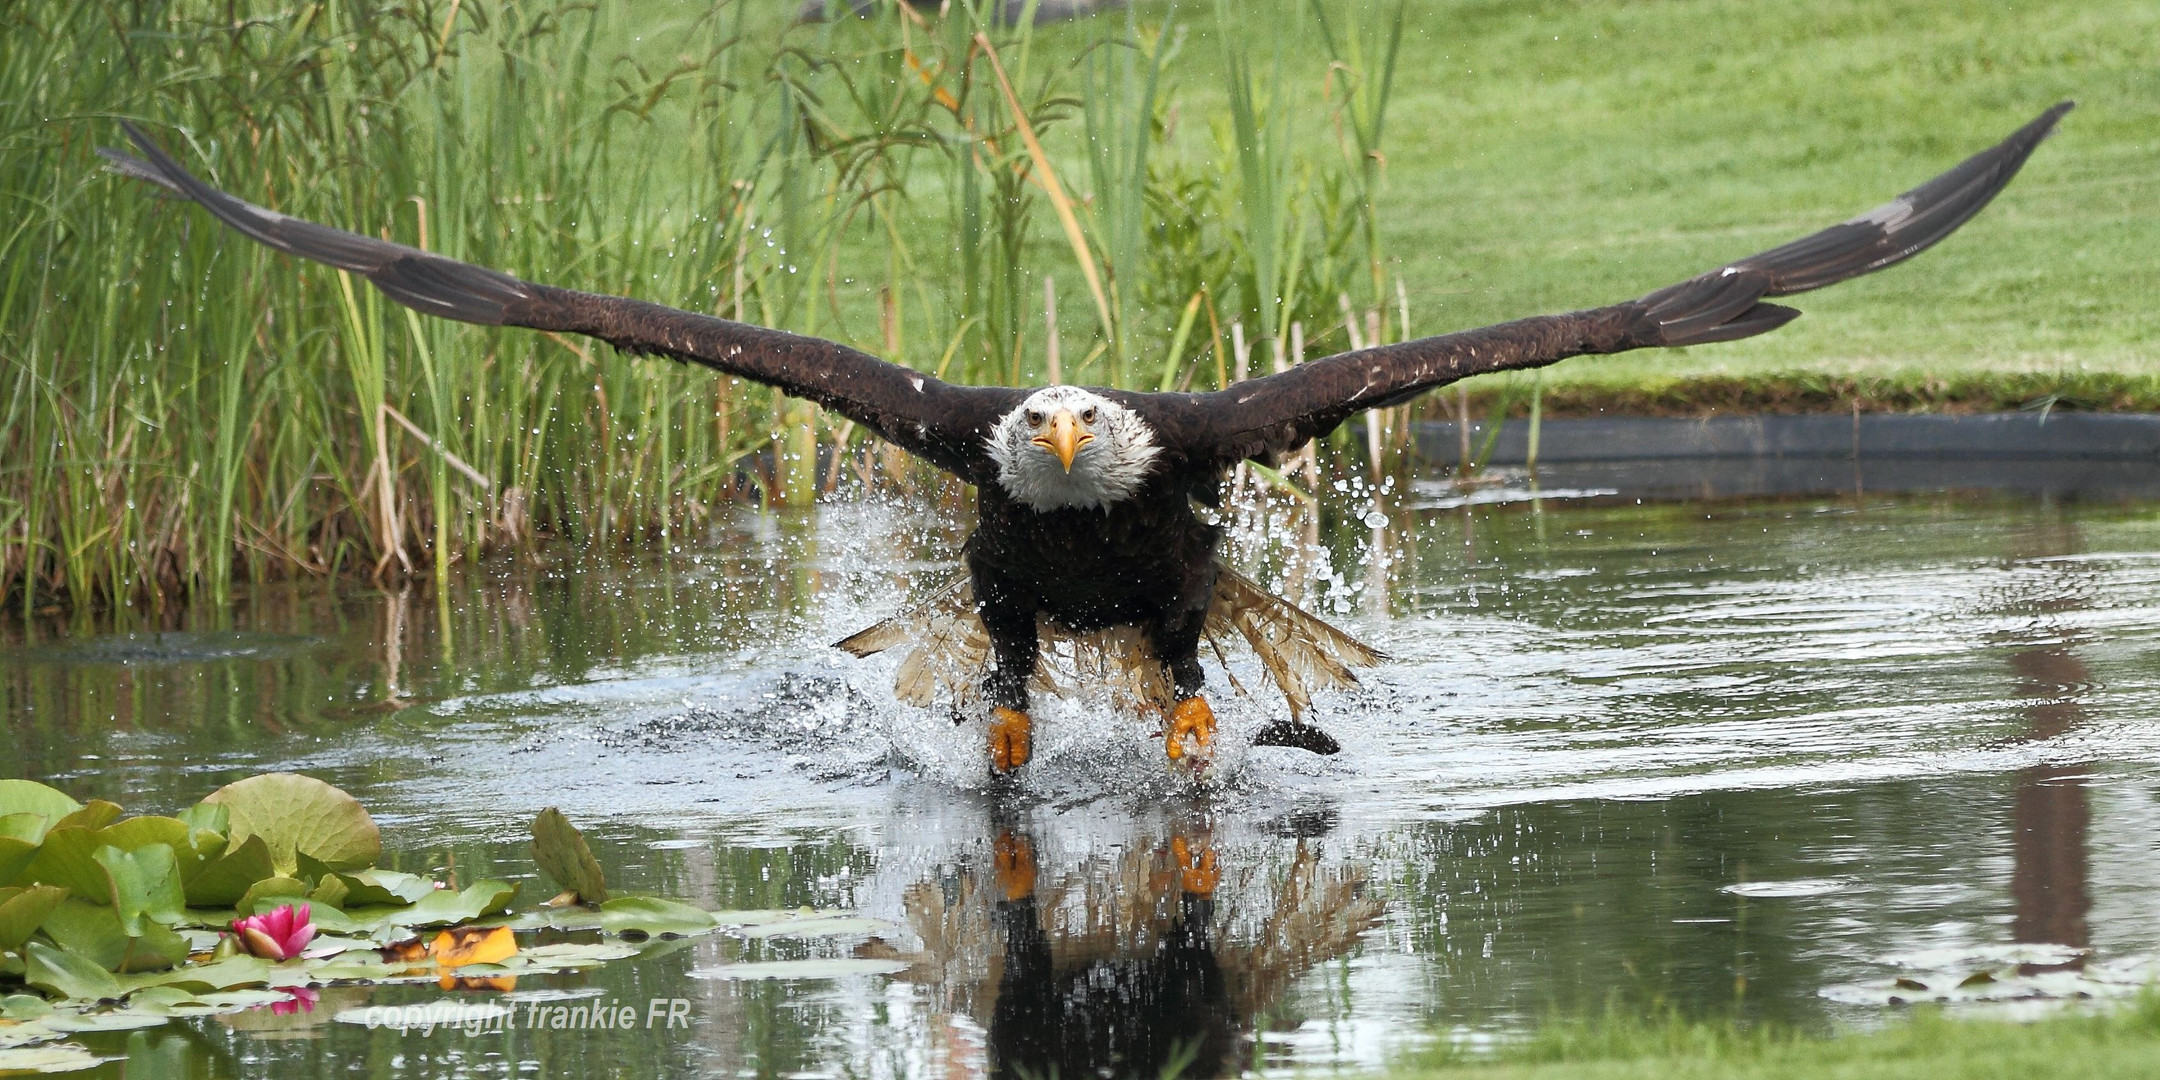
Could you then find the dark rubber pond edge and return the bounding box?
[1402,412,2160,465]
[1382,412,2160,502]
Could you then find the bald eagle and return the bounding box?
[103,103,2068,776]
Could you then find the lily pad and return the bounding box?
[93,844,186,936]
[0,885,68,950]
[531,808,608,905]
[201,774,380,875]
[47,803,122,835]
[90,817,191,858]
[374,880,518,929]
[19,829,109,898]
[181,835,276,908]
[234,876,309,917]
[516,942,643,969]
[38,900,187,974]
[480,906,606,933]
[0,781,80,826]
[23,941,123,1001]
[687,958,911,980]
[175,802,228,839]
[0,815,49,886]
[734,915,895,939]
[1720,878,1848,898]
[126,954,278,995]
[0,1043,108,1073]
[3,994,54,1020]
[598,897,718,938]
[313,869,434,910]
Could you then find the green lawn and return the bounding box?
[1194,0,2160,389]
[1407,997,2160,1080]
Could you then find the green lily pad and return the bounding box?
[3,995,53,1022]
[531,808,609,906]
[42,1011,169,1035]
[375,880,518,929]
[0,815,49,845]
[181,835,275,908]
[332,870,435,908]
[479,905,605,933]
[234,876,309,917]
[734,915,895,939]
[688,958,911,980]
[19,829,108,898]
[125,954,278,995]
[24,941,123,1001]
[0,885,68,950]
[201,774,380,875]
[0,1043,108,1073]
[598,896,718,938]
[122,985,295,1016]
[0,781,80,826]
[47,803,121,835]
[0,817,44,888]
[38,900,187,974]
[93,844,185,937]
[175,802,228,839]
[90,817,190,857]
[515,942,644,969]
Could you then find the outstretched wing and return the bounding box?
[1152,102,2071,469]
[100,124,1022,480]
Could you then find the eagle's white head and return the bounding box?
[987,386,1161,511]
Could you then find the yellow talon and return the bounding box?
[1165,696,1215,764]
[989,707,1033,773]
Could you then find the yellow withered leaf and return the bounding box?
[428,925,515,968]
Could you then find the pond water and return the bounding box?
[7,474,2160,1077]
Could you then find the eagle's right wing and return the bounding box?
[101,123,1023,480]
[1156,102,2072,469]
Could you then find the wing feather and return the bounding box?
[101,123,1019,479]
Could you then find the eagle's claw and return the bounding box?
[1165,696,1215,765]
[989,707,1033,773]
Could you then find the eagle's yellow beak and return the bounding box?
[1032,409,1093,473]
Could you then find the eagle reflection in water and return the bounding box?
[859,807,1382,1079]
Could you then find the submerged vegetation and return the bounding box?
[3,0,2155,611]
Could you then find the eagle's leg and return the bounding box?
[1156,571,1219,765]
[974,568,1038,775]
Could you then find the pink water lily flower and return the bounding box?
[269,986,320,1016]
[231,902,316,961]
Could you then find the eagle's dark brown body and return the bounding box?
[969,477,1225,709]
[100,103,2071,764]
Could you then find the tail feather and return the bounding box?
[832,568,1381,724]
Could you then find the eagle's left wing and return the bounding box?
[1158,102,2070,470]
[100,123,1022,480]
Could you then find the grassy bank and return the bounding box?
[1409,997,2160,1080]
[3,0,2155,610]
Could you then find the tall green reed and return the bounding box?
[1,0,1403,613]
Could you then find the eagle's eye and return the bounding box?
[1081,407,1097,424]
[1025,410,1044,426]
